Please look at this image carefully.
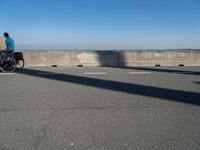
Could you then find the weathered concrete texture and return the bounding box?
[0,37,5,50]
[21,50,200,67]
[23,51,118,67]
[119,50,200,66]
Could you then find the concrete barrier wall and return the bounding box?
[21,50,200,67]
[119,50,200,66]
[23,51,118,67]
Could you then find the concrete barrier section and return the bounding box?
[23,51,118,67]
[119,50,200,66]
[119,50,161,66]
[20,50,200,67]
[160,50,200,66]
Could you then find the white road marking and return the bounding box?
[0,73,15,75]
[129,71,151,74]
[84,72,107,75]
[37,73,62,75]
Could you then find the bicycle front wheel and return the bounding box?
[0,54,17,72]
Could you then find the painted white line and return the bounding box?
[37,73,61,75]
[0,73,15,75]
[84,72,107,75]
[129,71,151,74]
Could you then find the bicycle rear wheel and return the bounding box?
[0,54,17,72]
[16,58,25,69]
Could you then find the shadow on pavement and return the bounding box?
[17,68,200,106]
[194,82,200,85]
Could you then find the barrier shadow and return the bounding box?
[18,68,200,106]
[94,51,119,67]
[194,82,200,85]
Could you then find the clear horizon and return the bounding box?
[0,0,200,50]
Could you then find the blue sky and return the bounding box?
[0,0,199,50]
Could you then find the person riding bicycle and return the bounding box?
[4,32,15,52]
[0,32,15,58]
[0,33,17,72]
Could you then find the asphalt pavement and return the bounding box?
[0,66,200,150]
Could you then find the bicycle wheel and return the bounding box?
[0,54,17,72]
[16,58,25,69]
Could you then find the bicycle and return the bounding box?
[0,51,25,72]
[13,52,25,69]
[0,51,16,72]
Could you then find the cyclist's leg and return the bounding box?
[0,50,6,58]
[1,50,12,61]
